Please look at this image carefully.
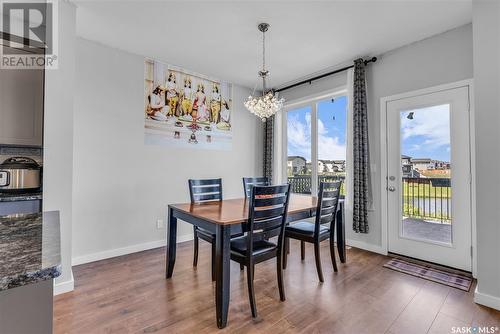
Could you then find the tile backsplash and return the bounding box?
[0,146,43,165]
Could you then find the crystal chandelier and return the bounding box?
[244,23,284,122]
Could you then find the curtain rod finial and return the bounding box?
[364,57,377,66]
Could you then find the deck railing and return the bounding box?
[287,175,345,195]
[287,175,451,223]
[402,177,451,222]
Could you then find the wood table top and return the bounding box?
[169,194,319,225]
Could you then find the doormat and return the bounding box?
[383,258,472,291]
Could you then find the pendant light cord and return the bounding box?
[262,28,265,72]
[262,28,267,94]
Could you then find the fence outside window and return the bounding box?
[287,175,345,195]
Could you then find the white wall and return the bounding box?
[71,38,263,263]
[472,0,500,310]
[275,24,473,251]
[279,69,347,103]
[43,1,76,293]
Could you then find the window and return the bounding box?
[284,90,348,196]
[286,106,312,193]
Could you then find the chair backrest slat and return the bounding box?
[188,178,222,203]
[320,213,334,224]
[314,181,342,235]
[322,190,339,199]
[192,193,221,202]
[251,216,283,232]
[246,184,291,255]
[190,185,221,194]
[190,179,221,186]
[320,206,336,216]
[253,206,286,220]
[254,195,287,207]
[254,184,289,196]
[243,177,270,198]
[321,198,337,208]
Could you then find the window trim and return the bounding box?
[281,86,348,195]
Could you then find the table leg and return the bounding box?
[166,207,177,278]
[215,224,231,329]
[336,203,346,263]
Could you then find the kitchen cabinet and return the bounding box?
[0,46,44,146]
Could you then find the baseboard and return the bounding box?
[53,271,74,295]
[72,233,194,266]
[346,238,387,255]
[474,286,500,311]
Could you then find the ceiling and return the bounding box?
[72,1,472,89]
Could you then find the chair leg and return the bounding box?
[193,227,199,267]
[329,238,338,272]
[283,237,289,269]
[300,241,305,261]
[247,262,257,318]
[211,242,216,281]
[276,252,286,301]
[314,242,324,283]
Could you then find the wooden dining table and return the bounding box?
[165,194,345,329]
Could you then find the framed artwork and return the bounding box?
[144,59,233,150]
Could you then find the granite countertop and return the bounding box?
[0,211,61,291]
[0,191,43,202]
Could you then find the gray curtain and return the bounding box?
[263,116,274,180]
[352,59,370,233]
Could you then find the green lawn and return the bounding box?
[403,181,451,199]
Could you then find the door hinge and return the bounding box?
[470,246,473,257]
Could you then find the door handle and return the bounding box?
[388,186,396,192]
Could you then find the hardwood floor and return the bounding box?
[54,240,500,333]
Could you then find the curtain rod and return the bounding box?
[274,56,377,93]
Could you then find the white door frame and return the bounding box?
[380,79,477,277]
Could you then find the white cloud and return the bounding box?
[401,104,450,148]
[287,113,312,161]
[287,112,346,162]
[318,118,346,161]
[409,144,421,151]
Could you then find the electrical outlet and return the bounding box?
[156,219,164,229]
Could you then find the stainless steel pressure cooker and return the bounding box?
[0,157,42,192]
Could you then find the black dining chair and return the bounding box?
[230,184,291,318]
[242,177,270,198]
[283,181,342,282]
[188,178,223,281]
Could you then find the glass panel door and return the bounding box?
[400,104,452,244]
[386,85,472,271]
[286,106,312,194]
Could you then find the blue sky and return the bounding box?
[400,104,451,162]
[287,98,450,163]
[287,96,347,162]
